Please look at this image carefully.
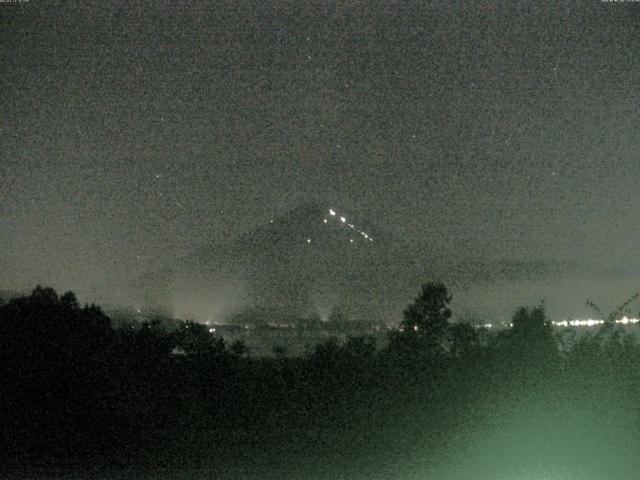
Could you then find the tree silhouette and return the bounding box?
[509,304,557,367]
[0,286,112,360]
[230,339,249,357]
[0,286,116,453]
[449,322,480,359]
[312,336,342,361]
[586,293,639,355]
[389,282,452,360]
[344,335,376,360]
[60,291,80,310]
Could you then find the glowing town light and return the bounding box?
[323,218,328,223]
[209,328,216,333]
[340,216,346,223]
[413,325,418,331]
[349,224,355,229]
[569,319,603,327]
[329,209,336,216]
[306,238,311,243]
[349,238,354,243]
[477,316,640,330]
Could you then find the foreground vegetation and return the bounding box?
[2,284,640,479]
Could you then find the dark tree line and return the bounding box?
[2,283,640,476]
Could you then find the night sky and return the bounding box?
[2,1,640,321]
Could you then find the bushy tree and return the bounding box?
[312,336,342,362]
[230,339,249,357]
[344,335,377,360]
[586,293,640,358]
[449,322,480,359]
[508,304,557,367]
[387,282,453,366]
[0,285,112,360]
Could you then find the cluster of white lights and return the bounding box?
[478,316,640,329]
[553,316,639,328]
[324,208,374,243]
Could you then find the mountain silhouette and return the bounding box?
[135,202,418,323]
[132,202,594,325]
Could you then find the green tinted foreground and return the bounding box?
[7,374,640,480]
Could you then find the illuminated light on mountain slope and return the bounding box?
[325,208,374,243]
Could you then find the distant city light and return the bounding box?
[329,209,336,216]
[477,316,640,330]
[553,316,639,328]
[306,238,311,243]
[340,216,346,223]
